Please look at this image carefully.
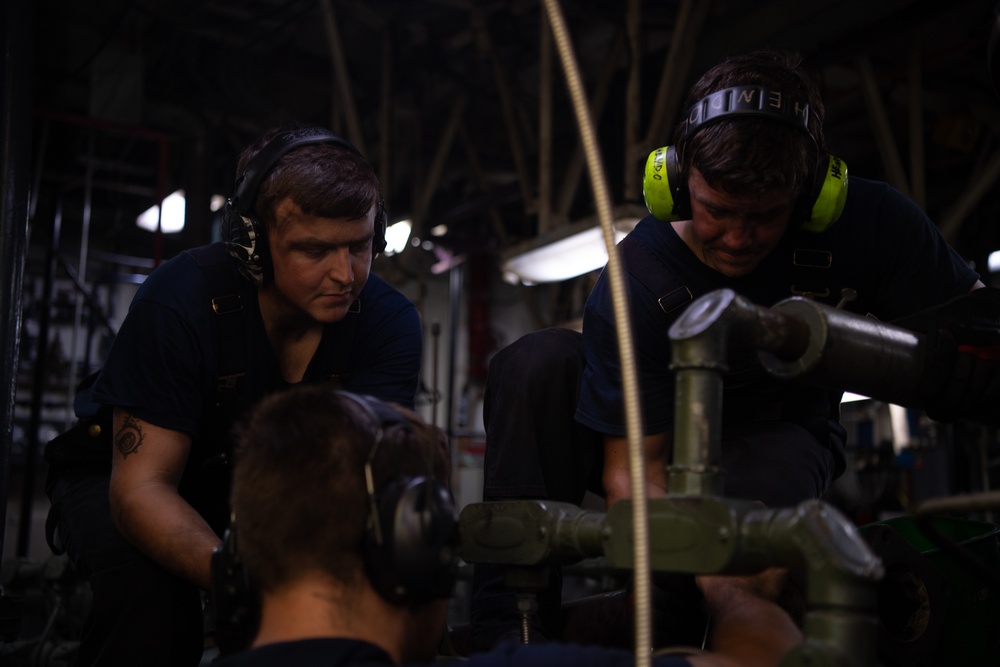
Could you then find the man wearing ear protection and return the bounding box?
[43,125,422,666]
[213,384,802,667]
[471,49,986,650]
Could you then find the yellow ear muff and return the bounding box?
[642,146,682,222]
[802,154,848,233]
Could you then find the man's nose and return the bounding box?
[724,219,754,248]
[326,248,353,284]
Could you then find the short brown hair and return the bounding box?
[231,385,450,593]
[675,50,824,200]
[235,124,380,233]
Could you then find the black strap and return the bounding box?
[325,298,361,387]
[184,245,248,392]
[621,232,836,312]
[619,234,693,316]
[185,242,363,394]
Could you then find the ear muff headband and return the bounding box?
[223,129,387,286]
[642,85,848,232]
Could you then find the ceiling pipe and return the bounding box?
[538,9,554,236]
[473,8,536,216]
[379,31,392,198]
[638,0,710,164]
[623,0,642,203]
[319,0,368,157]
[908,37,926,210]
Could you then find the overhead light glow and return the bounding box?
[384,219,412,255]
[137,190,186,233]
[430,224,448,237]
[210,194,227,212]
[989,250,1000,273]
[501,205,646,285]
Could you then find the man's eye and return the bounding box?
[748,211,783,225]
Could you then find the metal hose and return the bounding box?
[540,1,652,663]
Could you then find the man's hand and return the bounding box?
[109,409,222,590]
[688,569,802,667]
[602,432,671,506]
[696,568,787,605]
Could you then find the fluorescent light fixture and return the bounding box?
[137,190,186,233]
[501,204,647,285]
[989,250,1000,273]
[841,392,870,404]
[384,219,412,256]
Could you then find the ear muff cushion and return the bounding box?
[374,201,388,255]
[222,202,268,286]
[643,146,683,222]
[364,476,459,605]
[803,154,849,233]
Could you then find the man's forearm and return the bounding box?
[110,482,222,590]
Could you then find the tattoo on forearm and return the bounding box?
[115,413,144,459]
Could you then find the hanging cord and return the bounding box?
[540,2,652,665]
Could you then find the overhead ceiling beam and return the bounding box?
[459,124,508,246]
[414,96,467,234]
[474,8,536,216]
[556,27,625,218]
[940,149,1000,244]
[640,0,711,175]
[856,55,911,198]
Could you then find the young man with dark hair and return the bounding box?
[44,125,423,666]
[471,49,988,649]
[214,384,802,667]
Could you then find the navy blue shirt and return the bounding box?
[81,242,421,439]
[576,177,979,437]
[212,637,694,667]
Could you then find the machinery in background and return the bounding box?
[459,288,1000,667]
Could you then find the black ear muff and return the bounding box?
[374,200,388,256]
[363,475,459,605]
[224,128,386,286]
[222,195,269,287]
[342,390,459,606]
[643,146,687,222]
[209,519,260,655]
